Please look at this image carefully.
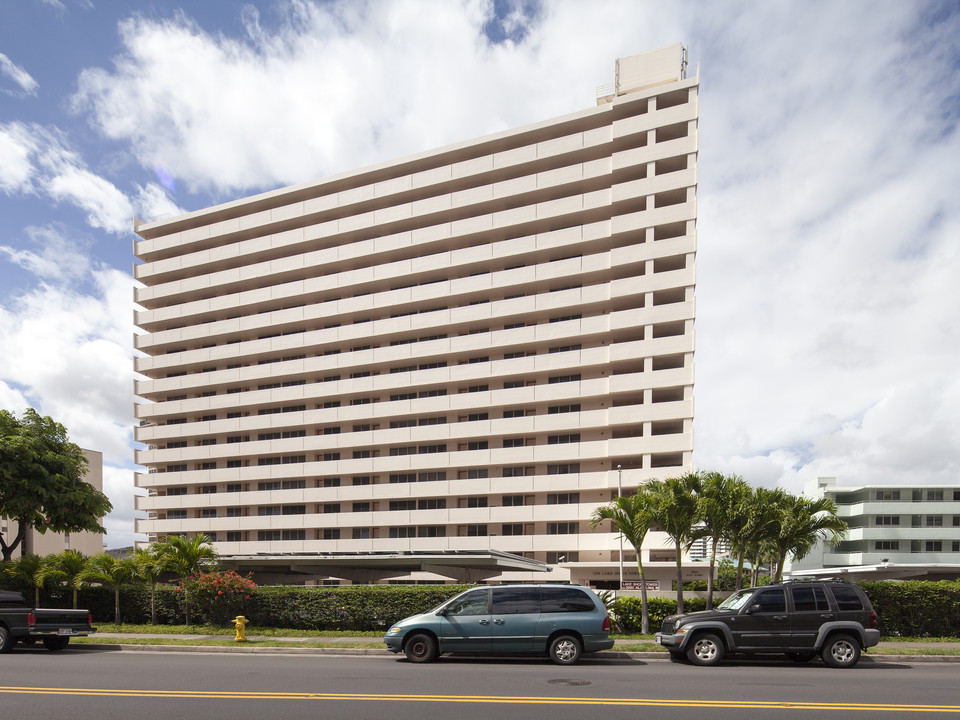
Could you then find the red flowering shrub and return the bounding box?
[178,571,256,624]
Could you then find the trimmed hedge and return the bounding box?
[857,580,960,637]
[612,596,707,633]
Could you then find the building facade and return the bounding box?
[133,44,699,584]
[788,476,960,580]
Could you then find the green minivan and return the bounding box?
[384,584,614,665]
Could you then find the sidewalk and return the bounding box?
[83,633,960,660]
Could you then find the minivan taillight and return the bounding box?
[602,616,611,632]
[27,612,36,628]
[868,611,878,629]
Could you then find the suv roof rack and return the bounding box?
[782,576,850,584]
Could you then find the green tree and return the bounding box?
[0,408,112,562]
[589,489,657,633]
[82,553,137,623]
[39,550,88,608]
[693,472,744,609]
[648,472,703,614]
[153,534,218,625]
[3,553,47,606]
[769,495,847,582]
[133,547,164,625]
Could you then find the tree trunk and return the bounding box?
[674,544,684,615]
[636,559,649,635]
[114,587,121,624]
[735,552,745,591]
[0,522,27,562]
[706,537,718,610]
[150,584,157,625]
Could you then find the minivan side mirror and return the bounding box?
[436,608,447,617]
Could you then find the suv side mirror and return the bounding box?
[747,604,763,614]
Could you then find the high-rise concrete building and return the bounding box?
[133,43,699,585]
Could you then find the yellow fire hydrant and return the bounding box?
[233,615,249,642]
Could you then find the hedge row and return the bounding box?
[5,579,960,636]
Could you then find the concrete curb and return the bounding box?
[70,643,960,662]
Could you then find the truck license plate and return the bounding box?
[57,629,74,635]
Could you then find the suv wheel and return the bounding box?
[549,635,582,665]
[403,633,437,663]
[686,633,724,666]
[821,634,861,668]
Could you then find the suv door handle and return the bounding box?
[820,613,835,619]
[773,615,788,621]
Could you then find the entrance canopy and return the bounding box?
[220,549,548,584]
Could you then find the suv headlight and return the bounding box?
[675,626,689,635]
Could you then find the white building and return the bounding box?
[133,44,699,586]
[787,476,960,580]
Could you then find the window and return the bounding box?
[322,529,340,540]
[547,522,579,534]
[752,589,787,613]
[391,392,416,401]
[199,438,217,446]
[502,438,524,448]
[790,586,829,612]
[492,586,539,614]
[389,527,416,539]
[166,465,187,472]
[875,490,900,501]
[226,484,241,493]
[874,540,899,550]
[167,487,187,496]
[226,508,242,518]
[167,510,187,519]
[258,507,281,516]
[831,586,864,611]
[418,498,446,510]
[200,509,217,518]
[166,441,187,449]
[460,497,488,508]
[258,530,281,541]
[467,413,488,421]
[323,426,341,435]
[467,441,488,450]
[282,479,306,489]
[548,374,581,384]
[418,471,446,482]
[226,532,242,542]
[418,526,445,537]
[389,500,417,511]
[501,524,523,536]
[503,380,524,389]
[465,385,488,393]
[258,481,281,491]
[323,503,340,514]
[875,516,900,526]
[547,493,580,505]
[445,589,489,616]
[502,409,525,418]
[548,404,581,414]
[323,452,340,461]
[462,468,488,479]
[548,314,581,323]
[353,450,370,459]
[926,541,943,552]
[258,457,281,466]
[418,416,447,425]
[390,419,416,428]
[502,467,524,477]
[283,430,306,438]
[352,476,371,485]
[352,528,370,539]
[926,516,943,527]
[226,460,242,468]
[927,490,944,501]
[419,389,446,398]
[502,495,524,507]
[226,436,242,444]
[352,502,370,512]
[464,525,488,537]
[547,433,580,444]
[548,344,581,354]
[390,474,416,484]
[547,463,580,475]
[323,477,341,488]
[418,444,446,454]
[540,587,594,613]
[199,485,217,494]
[390,447,416,456]
[503,351,526,359]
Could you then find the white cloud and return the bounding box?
[0,224,91,280]
[35,0,959,515]
[101,464,143,549]
[0,123,37,193]
[0,52,39,97]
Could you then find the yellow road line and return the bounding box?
[1,687,959,711]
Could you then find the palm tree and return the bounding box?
[133,547,164,625]
[3,554,47,606]
[693,472,743,609]
[648,472,703,614]
[589,488,657,634]
[82,553,137,623]
[38,550,88,608]
[729,486,785,589]
[153,534,218,625]
[769,495,847,582]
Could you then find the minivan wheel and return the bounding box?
[549,635,582,665]
[403,633,437,663]
[821,634,860,668]
[686,633,724,666]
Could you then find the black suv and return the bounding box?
[655,581,880,667]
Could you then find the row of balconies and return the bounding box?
[134,89,696,263]
[134,231,695,342]
[134,367,694,440]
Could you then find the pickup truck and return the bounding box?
[0,590,97,652]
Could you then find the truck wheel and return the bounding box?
[0,625,14,653]
[549,635,582,665]
[404,633,437,663]
[43,637,70,652]
[821,634,860,668]
[686,632,724,666]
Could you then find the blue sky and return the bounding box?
[2,0,958,548]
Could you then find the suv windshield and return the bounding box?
[715,589,754,610]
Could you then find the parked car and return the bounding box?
[655,580,880,667]
[384,584,614,665]
[0,590,97,652]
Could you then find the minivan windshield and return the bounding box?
[716,589,755,611]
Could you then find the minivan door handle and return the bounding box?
[493,619,505,625]
[478,619,490,625]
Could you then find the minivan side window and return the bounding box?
[540,587,596,613]
[492,587,540,614]
[830,586,863,611]
[445,589,489,616]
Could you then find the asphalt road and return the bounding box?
[1,645,959,719]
